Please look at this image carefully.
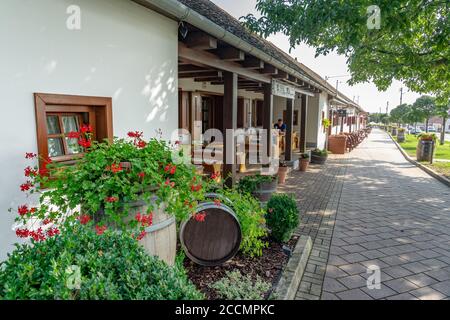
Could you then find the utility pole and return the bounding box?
[400,87,403,105]
[386,101,389,115]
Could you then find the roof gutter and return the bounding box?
[134,0,332,94]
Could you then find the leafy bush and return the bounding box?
[0,225,203,300]
[311,148,328,157]
[266,194,299,242]
[418,132,437,141]
[216,188,267,257]
[300,152,310,159]
[237,174,276,194]
[210,271,270,300]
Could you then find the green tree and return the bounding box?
[412,95,436,132]
[435,103,450,145]
[242,1,450,103]
[390,104,411,126]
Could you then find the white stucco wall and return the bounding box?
[306,92,329,149]
[0,0,178,260]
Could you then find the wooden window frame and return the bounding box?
[34,93,113,168]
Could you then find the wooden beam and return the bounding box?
[300,95,307,153]
[262,83,273,161]
[242,57,264,69]
[219,47,245,61]
[185,31,217,50]
[179,65,212,73]
[223,72,238,187]
[194,77,223,82]
[273,70,288,79]
[261,64,278,75]
[285,98,294,161]
[179,42,271,83]
[179,71,223,79]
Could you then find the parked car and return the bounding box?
[409,128,423,135]
[427,127,437,132]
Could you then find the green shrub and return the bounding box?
[237,174,276,194]
[216,188,267,257]
[266,194,299,242]
[311,148,328,157]
[0,226,203,300]
[210,271,270,300]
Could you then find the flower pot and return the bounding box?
[277,166,288,184]
[311,154,328,164]
[416,140,435,162]
[251,178,278,203]
[299,159,309,172]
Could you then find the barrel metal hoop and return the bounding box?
[145,216,175,233]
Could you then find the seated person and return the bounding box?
[274,119,287,133]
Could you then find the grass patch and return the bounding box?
[426,162,450,179]
[397,134,450,160]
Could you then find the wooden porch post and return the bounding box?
[299,95,307,153]
[262,83,273,160]
[285,98,294,161]
[222,71,238,187]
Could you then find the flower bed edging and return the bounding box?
[388,133,450,188]
[271,235,312,300]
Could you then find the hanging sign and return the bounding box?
[272,80,296,99]
[337,109,347,117]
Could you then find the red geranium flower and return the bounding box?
[191,184,202,192]
[16,228,30,238]
[24,166,37,177]
[42,218,52,225]
[78,214,91,225]
[105,196,118,203]
[46,227,60,237]
[78,138,91,148]
[136,140,147,148]
[95,225,107,235]
[138,172,145,179]
[194,212,206,222]
[80,124,92,133]
[18,205,28,216]
[136,230,147,241]
[30,228,46,242]
[25,152,37,159]
[67,131,81,139]
[20,181,33,192]
[127,131,143,139]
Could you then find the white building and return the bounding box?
[0,0,365,260]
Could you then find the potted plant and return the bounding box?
[278,161,289,184]
[13,130,208,265]
[237,174,277,203]
[416,133,436,162]
[397,128,406,142]
[322,118,331,129]
[299,153,309,172]
[311,148,328,164]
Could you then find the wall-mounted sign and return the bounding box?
[337,109,347,117]
[272,80,296,99]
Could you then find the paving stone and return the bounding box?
[386,293,419,300]
[384,278,419,293]
[430,280,450,296]
[337,275,366,289]
[322,278,347,293]
[339,263,367,276]
[336,288,373,300]
[410,287,446,300]
[425,268,450,281]
[405,273,439,287]
[361,286,397,299]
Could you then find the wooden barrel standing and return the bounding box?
[126,199,177,266]
[180,200,242,266]
[252,179,278,203]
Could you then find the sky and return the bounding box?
[212,0,422,114]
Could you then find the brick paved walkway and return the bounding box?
[281,129,450,300]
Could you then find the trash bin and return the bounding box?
[416,139,434,162]
[328,135,347,154]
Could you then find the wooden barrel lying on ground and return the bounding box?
[180,196,242,266]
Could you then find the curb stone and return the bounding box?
[272,235,313,300]
[387,132,450,188]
